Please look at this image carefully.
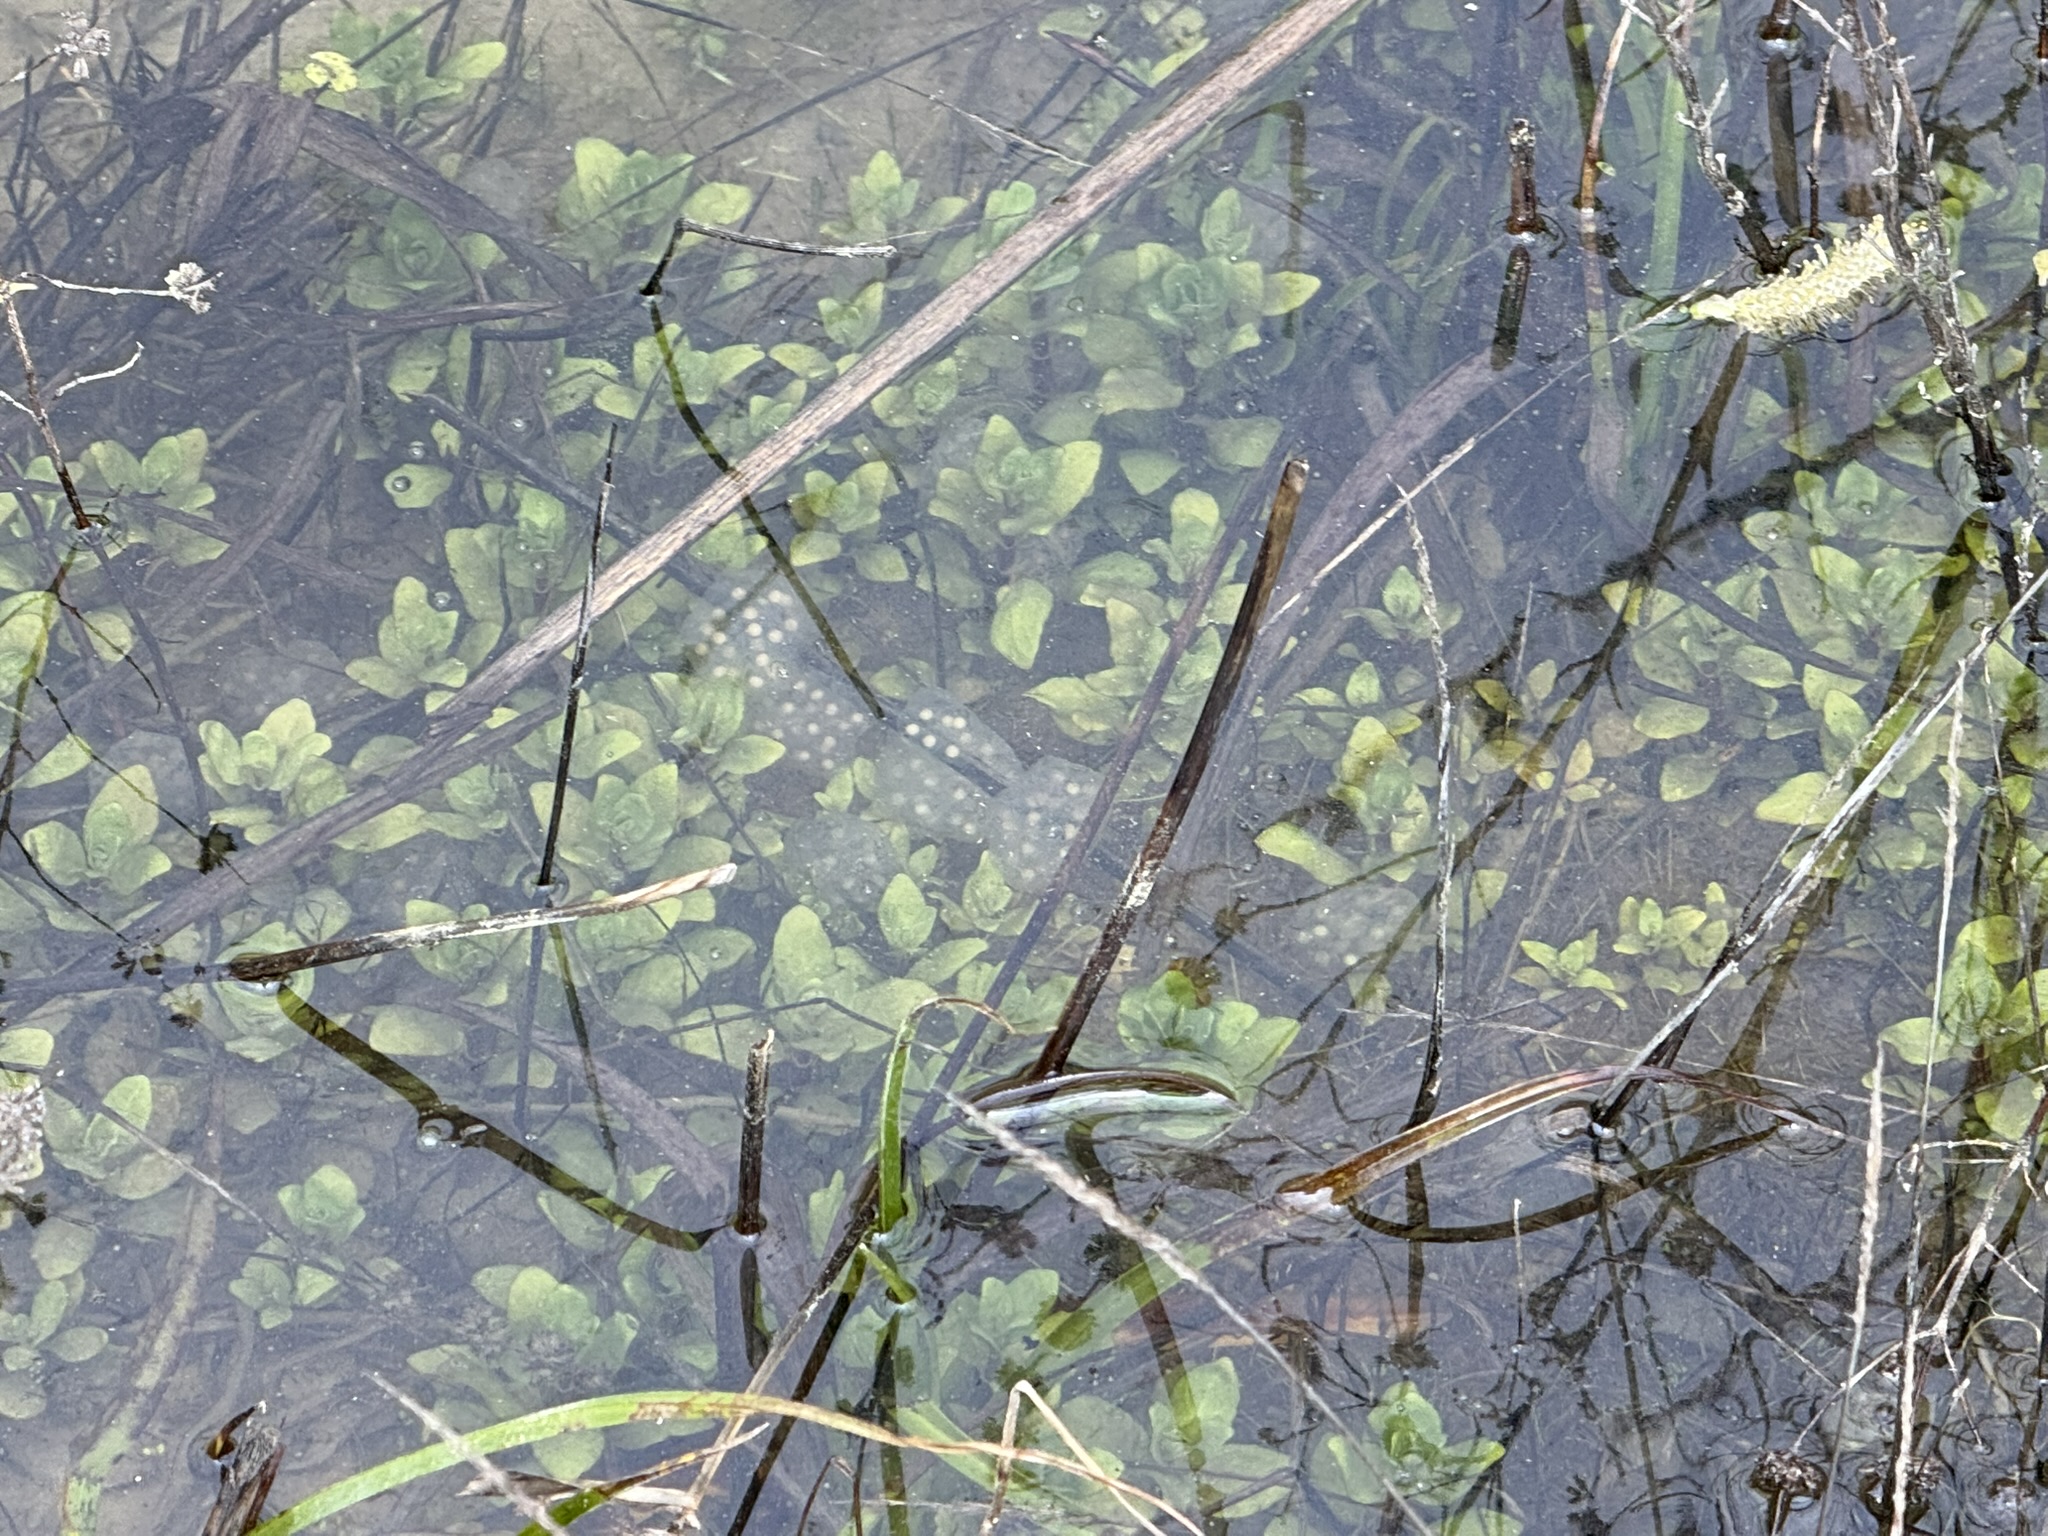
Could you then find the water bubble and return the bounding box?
[389,473,414,494]
[430,589,456,611]
[505,416,531,437]
[406,440,429,461]
[417,1116,456,1149]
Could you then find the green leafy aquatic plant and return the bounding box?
[198,700,348,845]
[345,577,468,700]
[282,7,506,122]
[20,768,173,906]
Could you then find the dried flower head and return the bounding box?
[164,262,216,314]
[58,11,112,82]
[0,1071,45,1198]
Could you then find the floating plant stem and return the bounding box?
[214,864,736,982]
[1024,459,1304,1083]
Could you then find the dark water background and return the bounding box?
[1,1,2045,1533]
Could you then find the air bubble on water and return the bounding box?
[389,473,413,494]
[417,1116,456,1150]
[430,589,455,611]
[406,440,429,460]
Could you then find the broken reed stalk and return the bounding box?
[1492,119,1539,369]
[1651,0,1780,270]
[1403,503,1454,1129]
[535,425,616,889]
[198,1407,285,1536]
[213,863,736,982]
[1837,0,2007,500]
[733,1031,773,1238]
[1024,459,1303,1083]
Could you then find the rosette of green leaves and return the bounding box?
[931,414,1100,543]
[40,1074,181,1198]
[739,902,936,1064]
[229,1164,367,1329]
[79,428,223,567]
[785,460,895,567]
[1068,190,1315,452]
[1115,969,1296,1097]
[282,8,505,123]
[197,699,347,846]
[344,199,502,311]
[20,766,173,912]
[1612,886,1734,995]
[347,576,468,700]
[554,139,751,282]
[0,1240,106,1420]
[1310,1382,1510,1520]
[407,1263,642,1481]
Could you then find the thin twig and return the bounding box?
[734,1030,773,1237]
[214,863,737,981]
[372,1372,569,1536]
[1405,500,1454,1128]
[669,216,894,260]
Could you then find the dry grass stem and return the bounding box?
[949,1092,1437,1536]
[372,1372,570,1536]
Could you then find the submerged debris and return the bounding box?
[0,1072,45,1198]
[1691,214,1927,338]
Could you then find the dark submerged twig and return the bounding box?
[535,426,616,889]
[278,986,711,1251]
[733,1031,773,1238]
[1023,459,1304,1083]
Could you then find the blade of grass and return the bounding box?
[244,1385,1202,1535]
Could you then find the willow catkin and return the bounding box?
[1691,214,1928,339]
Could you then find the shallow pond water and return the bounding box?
[2,1,2047,1533]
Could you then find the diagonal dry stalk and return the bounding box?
[136,0,1392,955]
[950,1092,1437,1536]
[1597,559,2048,1120]
[1836,0,2007,499]
[372,1372,570,1536]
